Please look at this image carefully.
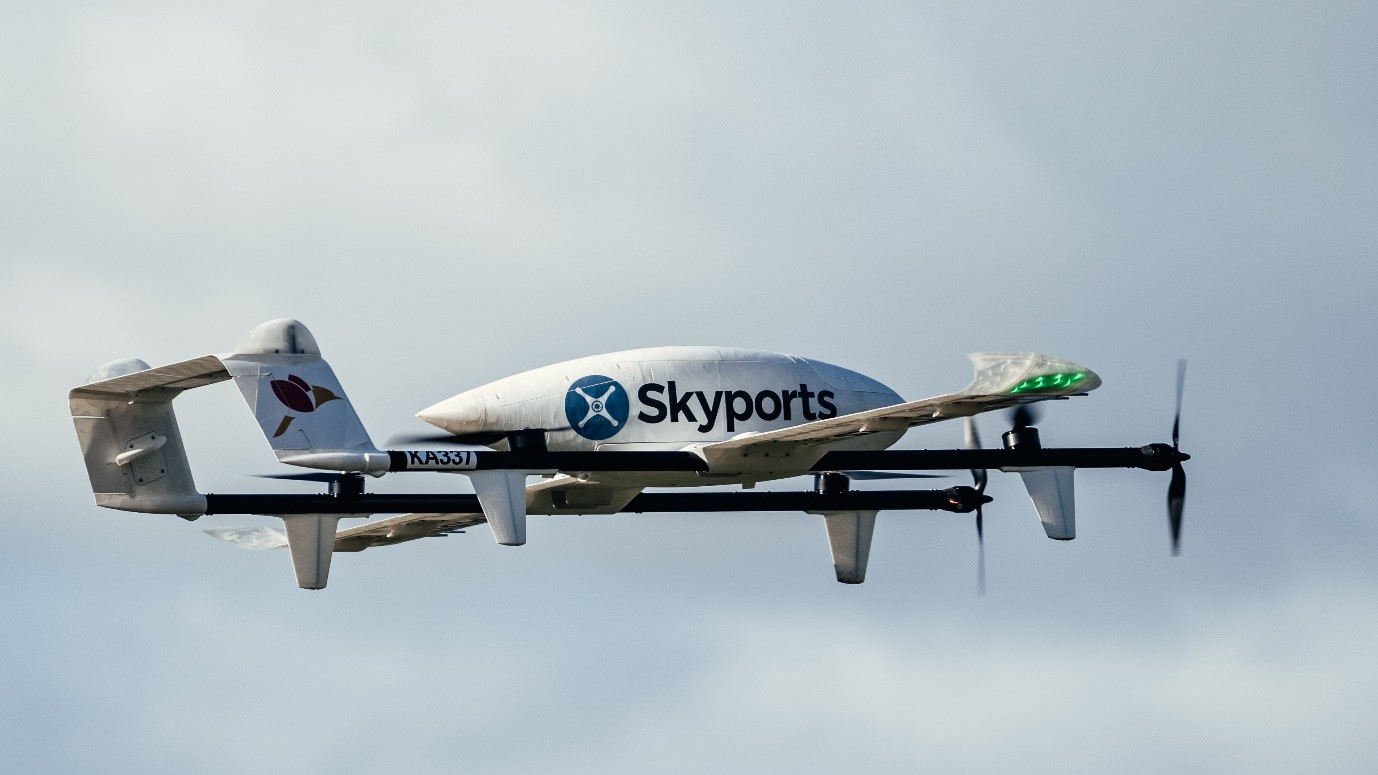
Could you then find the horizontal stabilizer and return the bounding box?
[70,355,229,399]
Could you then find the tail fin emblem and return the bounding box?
[269,374,341,436]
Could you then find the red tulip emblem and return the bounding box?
[269,374,341,436]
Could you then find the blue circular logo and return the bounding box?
[565,375,630,441]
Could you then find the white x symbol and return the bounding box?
[574,384,620,429]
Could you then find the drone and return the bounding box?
[69,319,1189,590]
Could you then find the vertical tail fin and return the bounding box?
[221,319,384,471]
[70,356,229,516]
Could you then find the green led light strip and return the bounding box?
[1008,372,1087,394]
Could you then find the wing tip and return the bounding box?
[203,527,289,550]
[965,352,1101,396]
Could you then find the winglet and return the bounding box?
[963,353,1102,397]
[204,526,289,549]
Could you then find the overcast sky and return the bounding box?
[3,2,1376,773]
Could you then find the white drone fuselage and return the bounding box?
[416,346,908,487]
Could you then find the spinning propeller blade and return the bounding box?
[252,471,367,496]
[1168,359,1187,555]
[1168,463,1186,555]
[1173,359,1185,449]
[966,416,988,595]
[964,416,988,493]
[1010,402,1042,430]
[840,471,947,481]
[253,472,343,482]
[976,503,986,596]
[385,426,572,448]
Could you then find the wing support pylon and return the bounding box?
[466,470,529,546]
[1005,466,1077,540]
[280,514,346,589]
[819,511,878,584]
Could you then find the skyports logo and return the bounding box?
[566,376,839,439]
[637,382,837,433]
[565,375,631,440]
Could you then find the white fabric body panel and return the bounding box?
[417,346,903,450]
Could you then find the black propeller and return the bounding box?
[1168,359,1188,555]
[839,471,947,481]
[965,416,989,595]
[253,471,366,496]
[1010,402,1042,430]
[385,427,572,449]
[253,472,342,482]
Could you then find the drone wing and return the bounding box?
[207,475,643,553]
[202,513,487,552]
[699,352,1101,468]
[330,511,488,551]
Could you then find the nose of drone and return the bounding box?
[417,392,488,435]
